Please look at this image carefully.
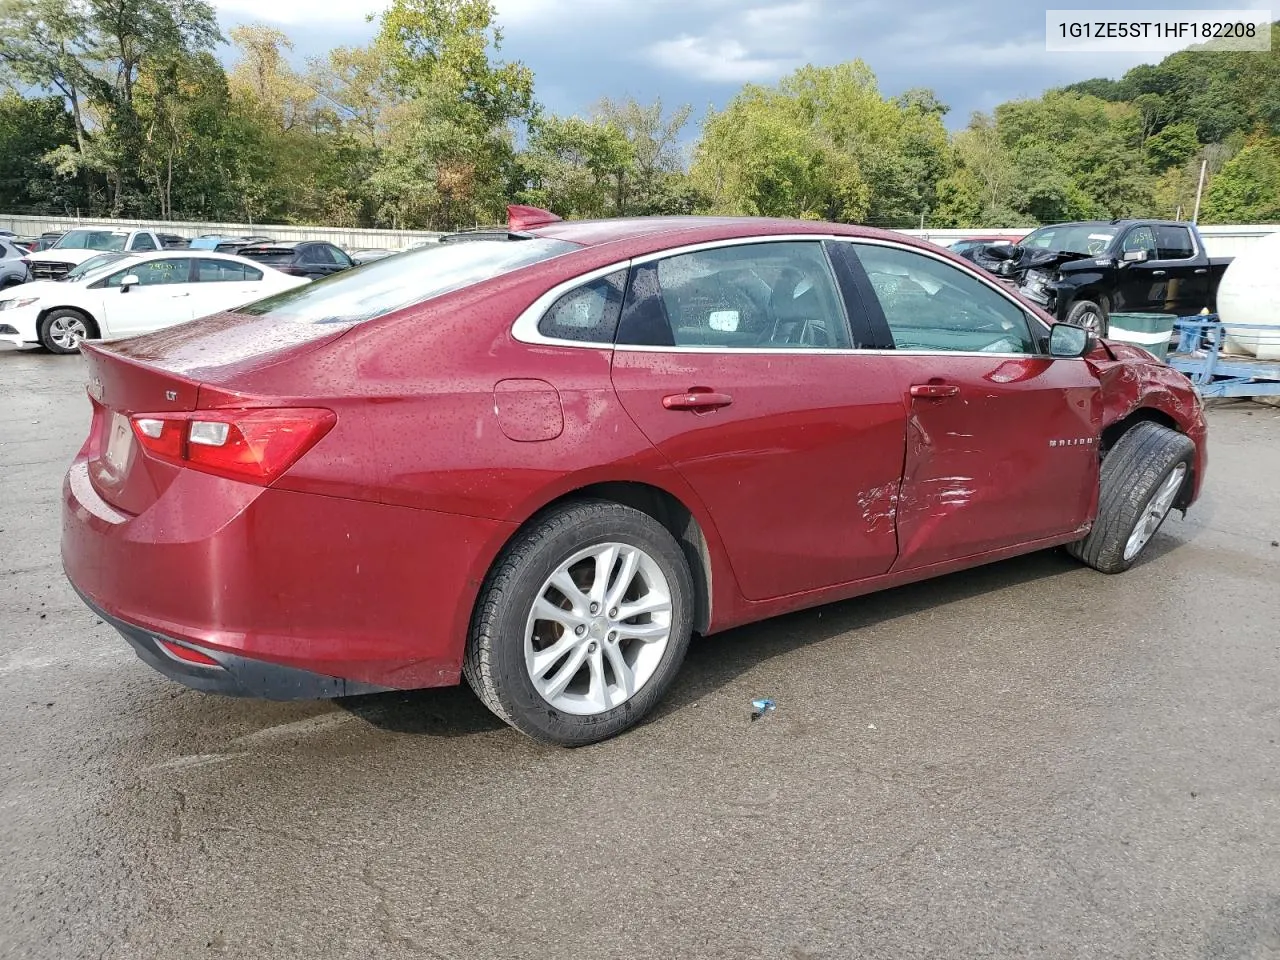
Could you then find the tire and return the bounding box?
[1067,421,1195,574]
[38,308,97,354]
[464,499,695,746]
[1064,298,1109,338]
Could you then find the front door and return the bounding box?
[841,240,1102,571]
[98,258,196,336]
[610,239,907,601]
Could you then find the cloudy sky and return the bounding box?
[206,0,1273,130]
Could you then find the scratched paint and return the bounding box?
[857,481,900,533]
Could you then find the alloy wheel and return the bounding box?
[524,542,673,716]
[49,315,89,351]
[1123,462,1187,561]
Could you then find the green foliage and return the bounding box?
[1146,122,1200,172]
[690,62,951,226]
[1200,138,1280,223]
[0,94,88,212]
[3,7,1279,229]
[691,85,868,221]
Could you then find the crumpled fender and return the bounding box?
[1087,341,1208,503]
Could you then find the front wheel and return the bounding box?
[1064,299,1109,338]
[1068,422,1195,574]
[38,308,97,354]
[464,500,695,746]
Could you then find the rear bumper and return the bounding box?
[75,585,390,699]
[62,458,516,696]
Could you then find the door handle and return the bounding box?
[1194,268,1207,275]
[1151,270,1167,276]
[662,390,733,411]
[171,292,190,297]
[909,383,960,399]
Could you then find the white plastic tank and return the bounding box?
[1217,230,1280,360]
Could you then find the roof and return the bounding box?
[527,215,903,251]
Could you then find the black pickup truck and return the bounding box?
[963,219,1232,337]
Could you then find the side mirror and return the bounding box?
[119,274,139,291]
[1049,323,1091,358]
[1122,249,1148,264]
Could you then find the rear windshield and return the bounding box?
[240,248,296,264]
[234,238,578,324]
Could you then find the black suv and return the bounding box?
[238,241,355,279]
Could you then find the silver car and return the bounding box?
[0,239,30,288]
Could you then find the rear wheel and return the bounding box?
[1064,298,1109,338]
[464,500,694,746]
[38,309,97,354]
[1068,421,1194,573]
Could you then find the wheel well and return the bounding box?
[536,482,713,634]
[1099,407,1179,454]
[1099,408,1193,507]
[38,305,98,336]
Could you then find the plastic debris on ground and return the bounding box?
[750,698,776,721]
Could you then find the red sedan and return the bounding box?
[62,209,1208,745]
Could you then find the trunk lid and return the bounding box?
[79,311,354,514]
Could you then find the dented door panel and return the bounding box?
[883,354,1102,571]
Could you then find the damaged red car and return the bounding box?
[62,210,1208,745]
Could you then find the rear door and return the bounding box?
[191,258,267,316]
[609,238,908,601]
[837,240,1102,571]
[97,258,196,336]
[1153,224,1209,315]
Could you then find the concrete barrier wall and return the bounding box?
[0,213,444,250]
[1,213,1273,257]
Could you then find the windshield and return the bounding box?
[1019,225,1118,256]
[53,230,130,252]
[235,238,578,324]
[64,253,132,282]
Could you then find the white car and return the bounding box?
[0,250,308,353]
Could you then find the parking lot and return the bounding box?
[2,344,1279,959]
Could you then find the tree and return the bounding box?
[691,86,868,221]
[1146,122,1199,172]
[0,94,85,213]
[364,0,535,229]
[0,0,221,214]
[592,97,693,215]
[1201,138,1280,223]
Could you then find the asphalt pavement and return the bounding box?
[2,344,1278,960]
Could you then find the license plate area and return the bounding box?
[102,412,133,476]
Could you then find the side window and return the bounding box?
[330,246,353,267]
[104,259,191,287]
[616,241,851,349]
[1155,225,1194,260]
[130,233,157,252]
[537,270,626,343]
[196,259,262,282]
[1121,227,1157,257]
[852,243,1037,354]
[305,245,336,265]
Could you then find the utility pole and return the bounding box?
[1191,159,1208,223]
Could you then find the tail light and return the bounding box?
[130,408,335,484]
